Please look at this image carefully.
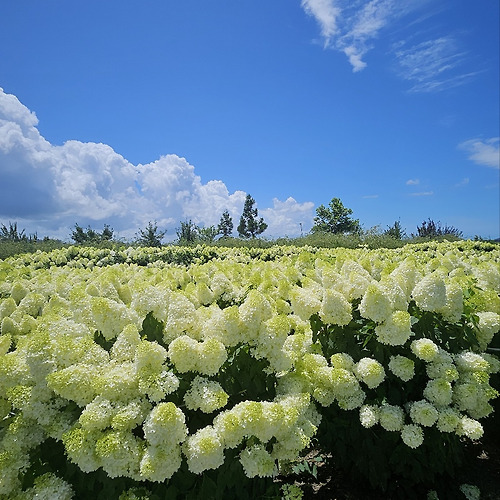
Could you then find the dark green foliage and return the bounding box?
[135,221,166,247]
[311,197,361,235]
[196,226,218,243]
[414,218,463,239]
[0,221,37,242]
[175,220,197,245]
[237,195,268,238]
[71,224,115,244]
[217,209,233,238]
[384,220,407,240]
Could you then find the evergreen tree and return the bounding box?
[71,224,114,244]
[311,197,360,235]
[384,220,406,239]
[217,210,233,237]
[176,220,198,245]
[135,221,166,247]
[237,194,267,238]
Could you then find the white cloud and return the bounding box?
[409,191,433,196]
[300,0,341,46]
[0,88,314,240]
[393,36,478,93]
[301,0,420,72]
[261,197,315,237]
[459,138,500,169]
[406,178,419,185]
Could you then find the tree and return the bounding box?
[135,221,166,247]
[176,220,198,245]
[237,195,267,238]
[71,224,114,244]
[217,210,233,238]
[197,226,218,243]
[384,220,406,240]
[414,219,463,239]
[311,197,360,235]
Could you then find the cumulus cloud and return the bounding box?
[459,138,500,169]
[261,197,315,237]
[0,88,313,240]
[301,0,420,72]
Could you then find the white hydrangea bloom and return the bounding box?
[401,424,424,449]
[239,289,273,338]
[426,359,459,382]
[411,338,439,362]
[91,297,139,340]
[455,351,490,373]
[20,472,74,500]
[198,337,228,376]
[409,400,439,427]
[212,409,245,449]
[375,310,412,346]
[423,378,453,407]
[330,353,355,371]
[453,381,480,413]
[163,292,197,343]
[319,289,352,326]
[143,402,187,447]
[354,358,386,389]
[436,407,461,433]
[379,404,404,432]
[438,280,463,324]
[168,335,200,373]
[482,353,500,374]
[139,444,182,482]
[359,283,393,323]
[139,369,179,403]
[359,404,379,428]
[111,399,151,431]
[110,324,142,362]
[184,376,229,413]
[239,444,277,478]
[474,311,499,350]
[456,416,483,440]
[79,396,114,430]
[134,340,168,375]
[47,364,99,407]
[93,362,138,402]
[388,355,415,382]
[130,286,170,323]
[183,425,225,474]
[290,285,322,322]
[95,429,143,479]
[412,273,447,312]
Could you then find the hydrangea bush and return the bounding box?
[0,241,498,499]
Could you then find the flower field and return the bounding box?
[0,241,499,499]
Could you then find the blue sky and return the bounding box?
[0,0,498,241]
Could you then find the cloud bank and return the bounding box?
[0,88,314,241]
